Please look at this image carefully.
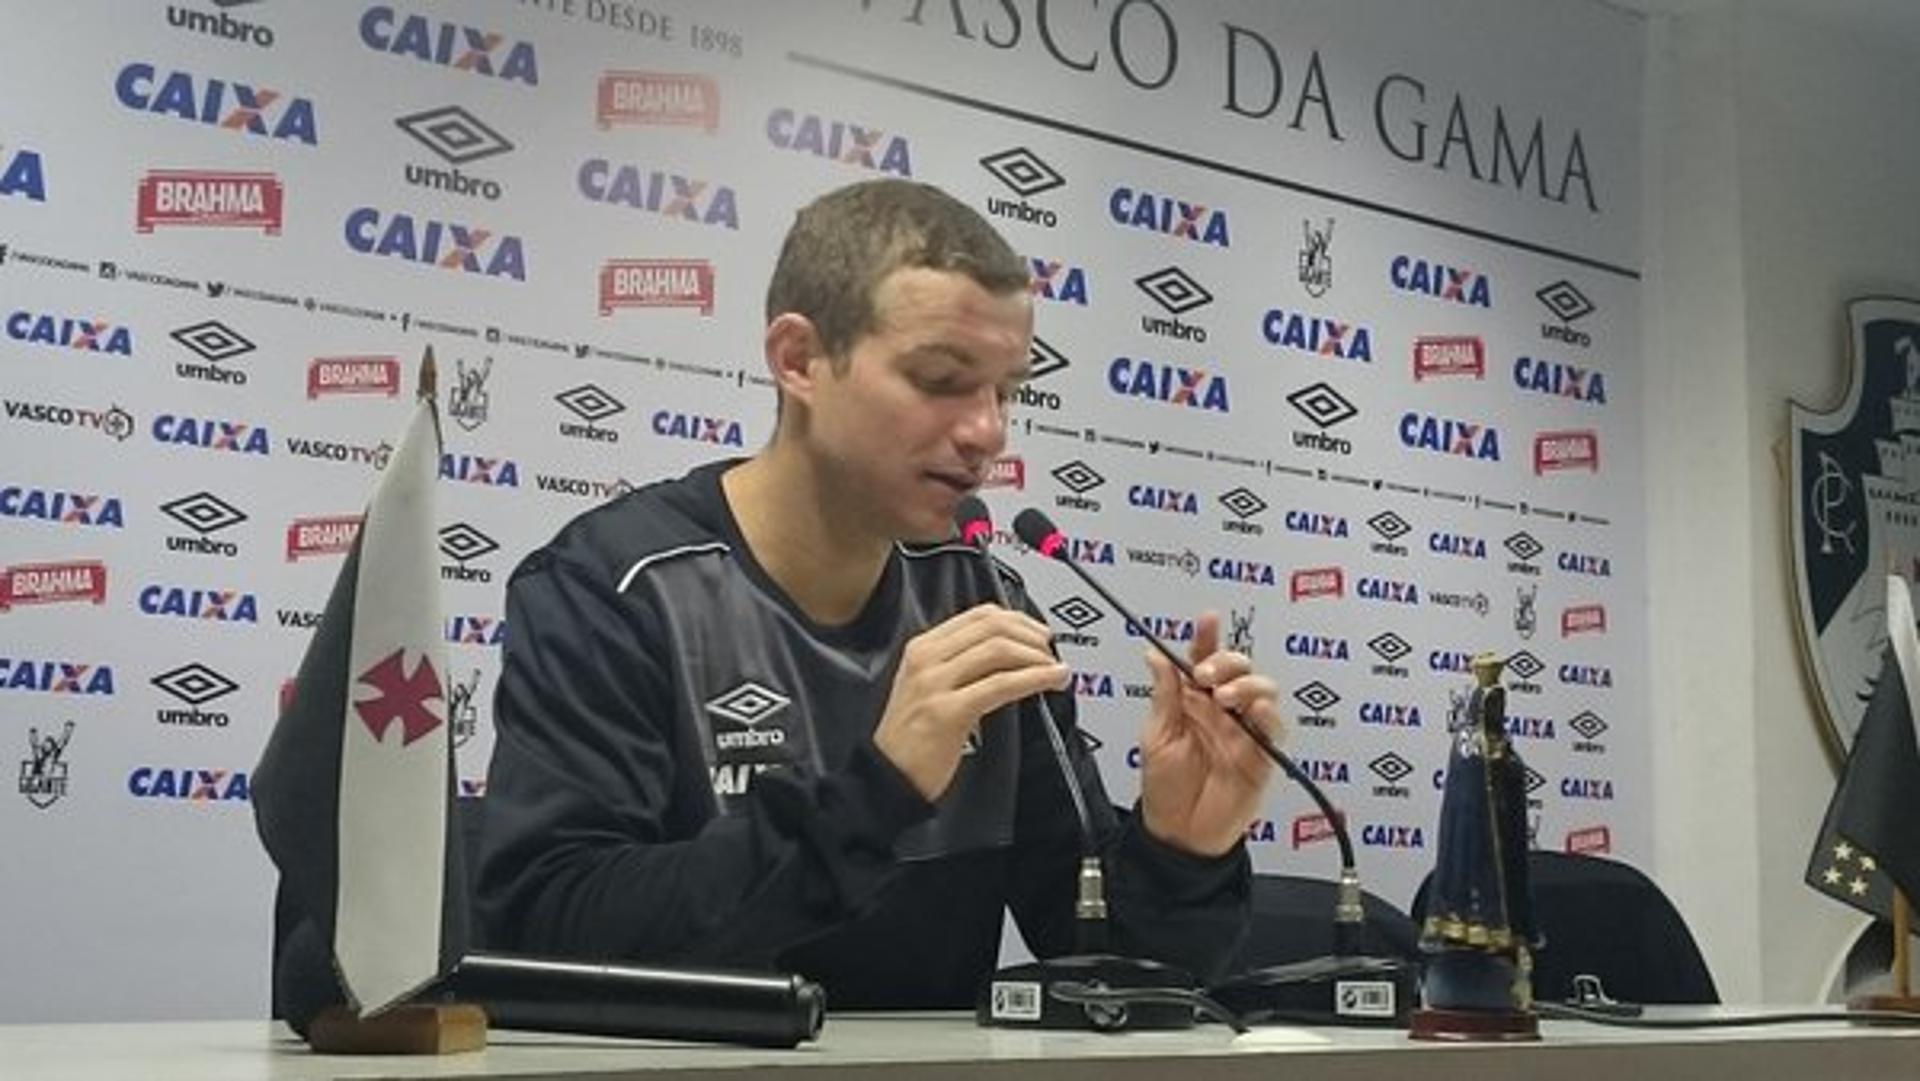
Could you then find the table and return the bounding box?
[3,1010,1918,1081]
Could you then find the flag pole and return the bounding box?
[1897,890,1912,1000]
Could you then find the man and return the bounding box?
[476,179,1285,1009]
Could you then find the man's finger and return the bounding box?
[934,635,1066,691]
[949,661,1072,721]
[1187,611,1221,684]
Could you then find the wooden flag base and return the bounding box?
[307,1004,488,1054]
[1409,1006,1541,1042]
[1849,993,1920,1018]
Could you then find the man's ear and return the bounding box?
[765,313,827,408]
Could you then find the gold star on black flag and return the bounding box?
[1809,830,1897,919]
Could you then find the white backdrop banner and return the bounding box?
[0,0,1645,1020]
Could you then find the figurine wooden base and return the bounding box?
[1848,993,1920,1018]
[307,1004,488,1054]
[1408,1006,1541,1042]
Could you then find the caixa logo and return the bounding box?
[1107,186,1229,247]
[1356,576,1419,606]
[1360,823,1426,849]
[0,486,124,528]
[1399,413,1500,461]
[765,108,911,175]
[359,6,538,86]
[1260,308,1373,362]
[1027,257,1089,305]
[1,144,46,202]
[1560,776,1615,800]
[1360,702,1423,727]
[7,311,132,355]
[1389,256,1491,307]
[1284,509,1348,539]
[1071,670,1116,698]
[1429,532,1487,559]
[1124,615,1194,642]
[137,586,258,623]
[1126,485,1198,515]
[1558,663,1614,688]
[1558,550,1612,577]
[345,208,527,282]
[1284,634,1350,662]
[652,410,744,447]
[152,414,269,455]
[1107,358,1229,413]
[446,615,506,647]
[127,766,249,802]
[577,160,739,230]
[1208,558,1276,587]
[1514,357,1606,405]
[114,63,317,145]
[1,659,115,695]
[439,454,519,488]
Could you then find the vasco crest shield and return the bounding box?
[1789,298,1920,755]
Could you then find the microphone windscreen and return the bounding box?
[954,495,993,547]
[1013,508,1065,559]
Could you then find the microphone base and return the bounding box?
[977,954,1196,1032]
[1208,955,1416,1028]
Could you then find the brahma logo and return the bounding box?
[1561,603,1607,637]
[1292,812,1343,850]
[307,356,399,400]
[1534,430,1600,475]
[980,147,1063,228]
[1514,357,1606,404]
[1557,550,1612,577]
[136,170,282,234]
[599,259,714,315]
[345,208,526,282]
[1389,256,1491,307]
[766,108,911,175]
[1413,336,1483,380]
[160,491,246,558]
[170,320,254,386]
[1,659,114,696]
[165,2,275,48]
[114,63,317,145]
[984,456,1024,490]
[1,486,125,529]
[439,454,519,488]
[1,144,46,202]
[1135,266,1213,343]
[1261,308,1373,362]
[446,615,506,647]
[0,561,106,612]
[578,160,739,230]
[1285,633,1350,662]
[597,71,718,131]
[1399,413,1500,461]
[556,384,625,443]
[1356,576,1419,606]
[1286,382,1358,456]
[1108,186,1229,247]
[1565,825,1611,855]
[1537,280,1596,348]
[1283,508,1346,540]
[1027,256,1089,305]
[652,410,743,447]
[1107,357,1229,413]
[438,522,499,583]
[151,414,268,455]
[137,585,257,623]
[397,105,514,201]
[359,6,538,85]
[6,311,133,355]
[285,515,360,561]
[1127,484,1198,516]
[127,766,249,802]
[1429,532,1487,560]
[1289,566,1344,601]
[3,400,133,441]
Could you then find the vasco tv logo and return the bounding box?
[114,63,317,145]
[345,208,527,282]
[360,6,539,86]
[578,160,739,229]
[980,147,1063,229]
[766,108,911,176]
[398,105,514,202]
[2,400,133,441]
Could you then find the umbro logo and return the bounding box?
[705,680,790,727]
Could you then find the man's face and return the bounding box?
[806,267,1033,541]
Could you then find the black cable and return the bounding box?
[1537,1002,1920,1028]
[1050,981,1249,1034]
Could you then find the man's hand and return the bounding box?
[874,604,1069,802]
[1137,613,1284,857]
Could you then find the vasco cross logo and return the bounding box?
[20,721,73,809]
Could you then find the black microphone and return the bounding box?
[953,497,1210,1033]
[1011,506,1415,1027]
[437,952,824,1048]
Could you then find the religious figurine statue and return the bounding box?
[1411,652,1541,1041]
